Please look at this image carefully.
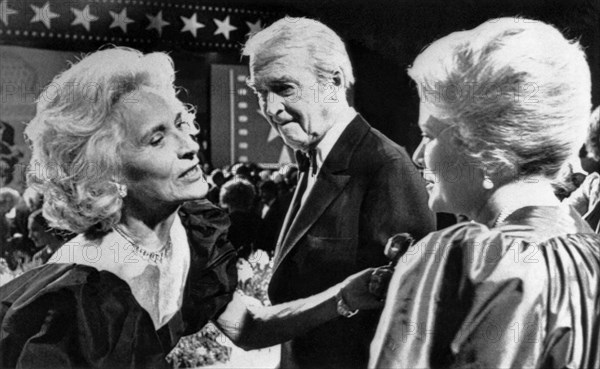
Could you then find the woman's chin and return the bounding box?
[191,190,209,201]
[177,183,209,202]
[428,196,451,215]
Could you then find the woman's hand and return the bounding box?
[339,267,393,311]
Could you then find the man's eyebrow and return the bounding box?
[268,75,298,84]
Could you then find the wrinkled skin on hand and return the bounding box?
[340,267,391,311]
[368,266,394,299]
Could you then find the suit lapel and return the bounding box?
[273,171,307,261]
[271,115,371,276]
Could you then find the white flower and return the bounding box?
[247,249,270,268]
[237,259,254,283]
[194,347,207,357]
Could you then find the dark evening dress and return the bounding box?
[0,200,238,369]
[370,205,600,369]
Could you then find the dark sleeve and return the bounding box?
[359,155,436,268]
[1,270,167,369]
[179,200,238,334]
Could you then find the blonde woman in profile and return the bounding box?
[370,18,600,368]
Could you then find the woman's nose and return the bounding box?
[177,131,200,159]
[412,140,426,169]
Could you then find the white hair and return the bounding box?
[25,47,195,234]
[243,17,355,89]
[408,18,592,180]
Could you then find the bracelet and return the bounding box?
[336,289,359,318]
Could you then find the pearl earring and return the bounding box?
[482,176,494,190]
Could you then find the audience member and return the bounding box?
[258,169,272,183]
[255,180,293,255]
[0,188,20,260]
[219,177,262,258]
[564,106,600,232]
[27,209,65,265]
[206,168,226,205]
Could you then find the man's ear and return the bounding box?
[331,70,344,87]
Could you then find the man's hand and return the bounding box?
[339,267,391,311]
[368,266,394,299]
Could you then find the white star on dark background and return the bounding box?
[213,16,237,40]
[71,5,98,32]
[109,8,134,34]
[146,10,170,36]
[0,0,18,27]
[30,2,59,29]
[180,13,204,38]
[246,19,263,36]
[257,108,291,164]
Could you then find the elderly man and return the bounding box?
[243,18,435,368]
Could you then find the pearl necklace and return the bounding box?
[113,225,172,264]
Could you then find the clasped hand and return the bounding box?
[338,266,394,311]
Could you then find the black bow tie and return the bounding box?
[296,149,317,176]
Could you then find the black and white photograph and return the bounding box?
[1,0,599,368]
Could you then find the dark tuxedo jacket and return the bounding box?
[269,115,435,369]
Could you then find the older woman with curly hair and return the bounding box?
[0,47,382,369]
[369,18,600,368]
[565,106,600,232]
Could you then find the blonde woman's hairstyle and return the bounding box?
[243,17,355,89]
[408,18,592,181]
[25,47,194,234]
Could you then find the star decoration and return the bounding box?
[268,126,279,142]
[180,13,205,38]
[0,0,18,27]
[213,16,237,40]
[246,19,263,36]
[71,5,98,32]
[30,2,59,29]
[109,8,134,34]
[146,10,170,36]
[257,108,288,162]
[279,146,293,164]
[258,109,280,143]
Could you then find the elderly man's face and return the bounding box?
[119,89,209,206]
[250,54,339,152]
